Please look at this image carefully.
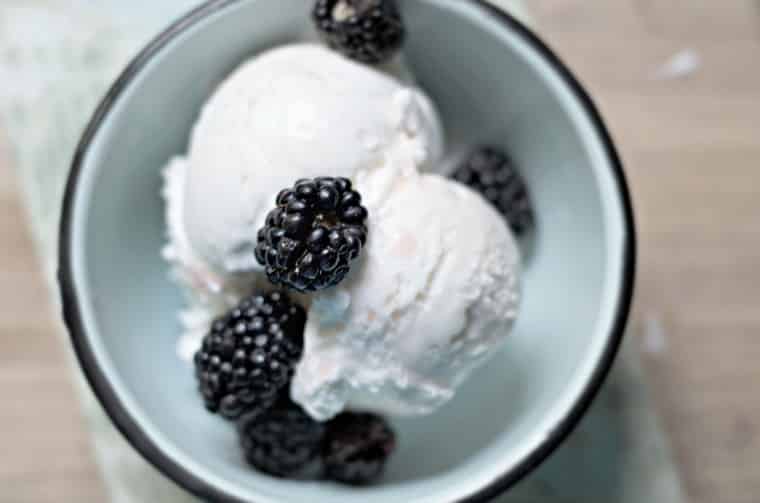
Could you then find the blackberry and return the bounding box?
[255,177,368,292]
[453,146,534,235]
[313,0,405,65]
[238,396,325,478]
[193,291,306,420]
[322,412,396,485]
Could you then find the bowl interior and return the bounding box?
[64,0,631,501]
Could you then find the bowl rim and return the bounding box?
[58,0,637,501]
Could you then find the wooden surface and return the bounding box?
[0,137,108,502]
[530,2,760,502]
[1,1,759,502]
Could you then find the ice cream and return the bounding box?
[292,171,521,420]
[163,43,444,358]
[162,43,521,418]
[181,43,443,275]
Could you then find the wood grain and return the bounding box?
[0,138,107,502]
[0,1,759,502]
[532,1,760,502]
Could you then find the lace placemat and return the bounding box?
[0,1,683,501]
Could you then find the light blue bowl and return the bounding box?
[58,1,635,501]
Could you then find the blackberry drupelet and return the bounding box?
[312,0,405,65]
[255,177,369,292]
[194,291,306,420]
[322,412,396,485]
[453,146,534,235]
[238,396,325,478]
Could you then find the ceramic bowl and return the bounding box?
[59,1,636,501]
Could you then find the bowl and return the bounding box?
[58,0,636,501]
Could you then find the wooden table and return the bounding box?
[1,1,758,501]
[532,1,760,501]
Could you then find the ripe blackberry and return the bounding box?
[312,0,405,65]
[453,146,534,235]
[194,291,306,420]
[322,412,396,485]
[255,177,368,292]
[238,397,325,478]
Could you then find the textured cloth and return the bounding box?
[0,1,683,501]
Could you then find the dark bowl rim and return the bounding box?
[57,0,637,501]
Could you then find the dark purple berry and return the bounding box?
[322,412,396,485]
[313,0,405,65]
[256,177,369,292]
[193,292,306,420]
[238,397,325,478]
[452,146,534,235]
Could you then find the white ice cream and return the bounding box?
[163,43,521,419]
[292,172,521,420]
[182,43,443,274]
[163,44,443,357]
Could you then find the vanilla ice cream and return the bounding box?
[181,43,443,275]
[292,172,521,420]
[163,43,443,363]
[163,43,522,418]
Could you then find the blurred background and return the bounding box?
[1,1,758,502]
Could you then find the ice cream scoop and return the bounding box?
[162,42,443,361]
[292,171,521,420]
[162,43,521,421]
[181,43,443,275]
